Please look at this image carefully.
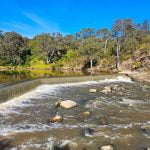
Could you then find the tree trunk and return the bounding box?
[90,59,93,70]
[104,39,108,52]
[116,41,120,70]
[47,49,55,64]
[46,57,50,64]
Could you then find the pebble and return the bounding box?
[89,89,97,93]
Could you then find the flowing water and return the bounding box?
[0,73,150,150]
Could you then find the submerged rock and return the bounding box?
[49,115,63,123]
[98,115,108,125]
[51,143,70,150]
[107,111,115,116]
[113,84,119,90]
[113,85,125,92]
[102,86,112,94]
[60,140,77,148]
[141,125,150,134]
[81,128,94,137]
[100,145,113,150]
[55,100,62,107]
[60,100,77,109]
[51,140,77,150]
[89,89,97,93]
[82,111,90,118]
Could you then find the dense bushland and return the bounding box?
[0,19,150,71]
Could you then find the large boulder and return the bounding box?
[60,100,77,109]
[100,145,113,150]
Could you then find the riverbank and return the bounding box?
[119,70,150,83]
[0,65,150,84]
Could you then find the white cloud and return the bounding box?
[0,13,68,38]
[23,12,64,33]
[0,22,36,38]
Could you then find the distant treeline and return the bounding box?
[0,18,150,70]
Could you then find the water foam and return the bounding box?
[120,98,148,106]
[0,76,133,114]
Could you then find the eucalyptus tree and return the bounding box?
[112,19,123,70]
[75,28,95,39]
[140,20,150,44]
[0,30,3,38]
[78,37,103,70]
[30,32,74,64]
[142,20,149,33]
[29,33,52,63]
[97,28,111,53]
[0,31,4,64]
[0,32,29,65]
[29,33,64,63]
[51,32,67,59]
[63,35,77,50]
[121,19,139,56]
[0,18,149,69]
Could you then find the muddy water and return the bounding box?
[0,76,150,150]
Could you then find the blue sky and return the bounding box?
[0,0,150,38]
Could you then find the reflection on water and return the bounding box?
[0,76,149,150]
[0,70,87,85]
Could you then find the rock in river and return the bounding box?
[52,140,77,150]
[113,84,119,90]
[60,100,77,109]
[100,145,113,150]
[82,111,90,118]
[98,115,108,125]
[102,86,112,94]
[49,115,63,123]
[55,100,61,107]
[81,127,94,137]
[89,89,97,93]
[141,124,150,134]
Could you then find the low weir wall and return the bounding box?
[0,75,121,103]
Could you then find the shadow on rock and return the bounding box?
[52,144,71,150]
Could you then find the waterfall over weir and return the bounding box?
[0,74,131,103]
[0,79,42,103]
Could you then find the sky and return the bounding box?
[0,0,150,38]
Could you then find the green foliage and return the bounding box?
[50,50,77,68]
[132,61,142,69]
[78,37,103,61]
[0,18,150,70]
[0,32,30,65]
[63,50,77,61]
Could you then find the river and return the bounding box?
[0,70,150,150]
